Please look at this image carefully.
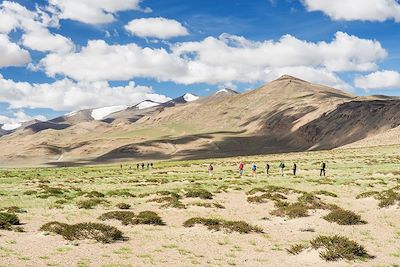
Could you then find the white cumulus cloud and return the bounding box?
[0,74,170,111]
[48,0,150,25]
[0,34,31,67]
[125,17,189,39]
[40,40,188,82]
[354,70,400,90]
[0,1,74,54]
[302,0,400,22]
[39,32,386,90]
[0,110,47,131]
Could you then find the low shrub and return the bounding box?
[132,211,165,226]
[40,222,125,243]
[37,186,68,199]
[313,190,338,198]
[356,187,400,208]
[98,211,135,225]
[99,211,165,226]
[83,191,105,198]
[148,195,185,209]
[247,193,287,203]
[271,202,309,218]
[185,189,213,200]
[76,198,109,209]
[323,209,367,225]
[107,190,135,197]
[287,244,307,255]
[116,203,131,210]
[183,217,263,234]
[310,235,373,261]
[0,212,20,230]
[356,191,379,199]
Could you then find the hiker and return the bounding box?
[208,163,214,176]
[279,161,285,176]
[265,162,270,175]
[150,162,153,168]
[238,162,244,177]
[136,163,139,169]
[293,163,297,176]
[252,163,257,176]
[141,163,145,169]
[320,162,326,177]
[147,163,150,169]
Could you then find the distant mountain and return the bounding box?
[51,109,94,124]
[1,75,400,166]
[163,93,200,107]
[0,125,10,137]
[214,88,239,96]
[103,94,199,123]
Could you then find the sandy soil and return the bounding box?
[0,188,399,266]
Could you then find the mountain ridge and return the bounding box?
[0,75,399,166]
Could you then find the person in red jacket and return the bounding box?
[239,162,244,177]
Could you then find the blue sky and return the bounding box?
[0,0,400,128]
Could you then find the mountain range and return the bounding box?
[1,75,399,166]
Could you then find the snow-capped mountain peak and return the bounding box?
[183,93,199,102]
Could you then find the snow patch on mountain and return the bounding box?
[2,123,21,131]
[65,110,78,117]
[91,105,128,120]
[216,89,229,94]
[183,93,199,102]
[136,100,160,110]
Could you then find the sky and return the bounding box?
[1,0,400,129]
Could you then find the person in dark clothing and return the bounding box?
[320,162,326,176]
[265,163,270,175]
[279,161,285,176]
[150,162,153,168]
[208,163,214,176]
[147,163,150,169]
[137,163,139,169]
[293,163,297,176]
[141,163,145,169]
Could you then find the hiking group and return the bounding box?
[134,162,154,170]
[208,161,326,177]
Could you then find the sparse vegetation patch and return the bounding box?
[183,217,263,234]
[287,244,307,255]
[185,189,213,199]
[0,212,20,230]
[99,211,165,226]
[356,187,400,207]
[76,198,109,209]
[40,222,125,243]
[323,209,367,225]
[310,235,373,261]
[115,203,131,209]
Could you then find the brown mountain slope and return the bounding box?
[0,75,399,166]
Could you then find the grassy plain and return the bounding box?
[0,145,399,266]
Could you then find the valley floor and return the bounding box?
[0,145,400,266]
